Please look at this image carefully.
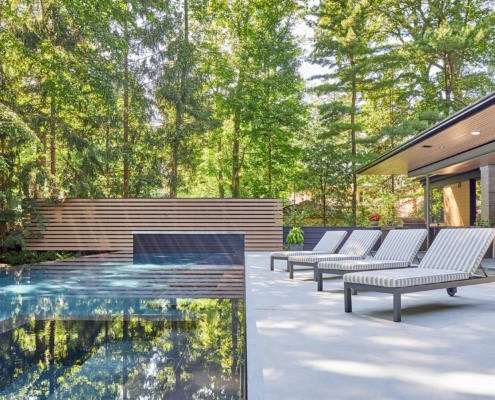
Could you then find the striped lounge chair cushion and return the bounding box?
[270,250,333,258]
[418,228,495,276]
[338,230,382,256]
[271,230,348,259]
[343,268,470,287]
[289,230,381,263]
[288,254,364,264]
[374,229,427,262]
[318,260,409,271]
[312,231,348,252]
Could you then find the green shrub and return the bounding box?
[1,250,78,266]
[285,227,304,248]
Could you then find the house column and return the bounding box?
[424,174,430,248]
[480,165,495,223]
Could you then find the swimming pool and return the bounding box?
[0,253,245,399]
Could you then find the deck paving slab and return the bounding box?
[246,252,495,400]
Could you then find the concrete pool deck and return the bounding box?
[246,252,495,400]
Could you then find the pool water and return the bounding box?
[0,257,245,399]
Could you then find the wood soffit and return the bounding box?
[359,93,495,177]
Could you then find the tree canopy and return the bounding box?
[1,0,495,246]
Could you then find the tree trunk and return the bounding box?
[40,126,47,169]
[168,0,188,199]
[0,136,6,253]
[231,114,240,198]
[350,65,357,226]
[218,139,225,198]
[268,136,272,196]
[50,94,56,177]
[35,95,48,198]
[184,0,188,42]
[105,123,110,197]
[322,166,327,226]
[49,320,55,395]
[170,106,182,198]
[446,55,456,109]
[123,20,130,198]
[266,67,272,196]
[231,299,239,376]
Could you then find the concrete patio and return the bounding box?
[246,252,495,400]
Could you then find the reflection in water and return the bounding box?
[0,299,245,399]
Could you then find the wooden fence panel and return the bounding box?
[25,199,283,252]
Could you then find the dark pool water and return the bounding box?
[0,262,245,399]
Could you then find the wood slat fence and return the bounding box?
[25,198,283,252]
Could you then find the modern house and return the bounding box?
[357,91,495,233]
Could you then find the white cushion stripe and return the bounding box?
[312,231,348,252]
[338,230,381,256]
[319,260,409,271]
[289,254,364,263]
[288,230,380,263]
[374,229,427,262]
[270,230,347,260]
[343,268,470,287]
[418,228,495,276]
[270,250,334,258]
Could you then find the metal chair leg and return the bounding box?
[317,270,323,291]
[344,286,353,313]
[393,293,402,322]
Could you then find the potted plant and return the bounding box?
[285,227,304,250]
[367,213,381,226]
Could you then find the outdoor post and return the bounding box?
[425,173,430,249]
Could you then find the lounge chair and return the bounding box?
[270,230,347,271]
[316,229,427,291]
[288,230,382,279]
[343,228,495,322]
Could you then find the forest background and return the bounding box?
[2,0,495,249]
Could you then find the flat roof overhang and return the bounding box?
[358,91,495,177]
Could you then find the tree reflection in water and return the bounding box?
[0,298,244,399]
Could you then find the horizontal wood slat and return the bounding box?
[26,199,283,252]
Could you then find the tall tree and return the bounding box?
[311,0,380,224]
[378,0,495,114]
[155,0,216,198]
[210,0,306,198]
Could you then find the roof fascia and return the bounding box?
[408,141,495,177]
[357,91,495,175]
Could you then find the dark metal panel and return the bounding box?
[283,226,381,251]
[133,232,245,265]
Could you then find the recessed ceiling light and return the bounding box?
[439,146,446,149]
[422,145,433,148]
[471,131,481,135]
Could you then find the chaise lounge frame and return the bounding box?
[288,230,382,279]
[342,228,495,322]
[316,229,427,291]
[270,230,348,272]
[344,274,495,322]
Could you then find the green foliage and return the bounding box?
[283,202,311,227]
[304,0,495,226]
[285,227,304,247]
[475,218,495,228]
[1,0,495,235]
[0,299,244,397]
[1,250,78,266]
